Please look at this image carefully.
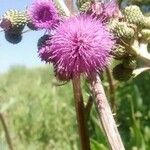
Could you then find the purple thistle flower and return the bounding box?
[103,0,122,19]
[49,15,115,80]
[27,0,59,30]
[87,0,122,21]
[37,34,52,62]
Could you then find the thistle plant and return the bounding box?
[0,0,150,150]
[0,9,27,43]
[109,4,150,81]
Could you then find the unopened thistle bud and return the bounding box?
[111,44,127,60]
[113,64,133,81]
[108,19,119,32]
[79,1,91,12]
[77,0,91,9]
[123,5,144,27]
[112,22,135,41]
[0,9,27,33]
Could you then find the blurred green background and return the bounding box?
[0,66,149,150]
[0,0,150,150]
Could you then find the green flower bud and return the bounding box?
[79,1,91,12]
[1,9,27,33]
[77,0,92,9]
[108,19,119,32]
[123,57,137,69]
[141,29,150,42]
[113,64,133,81]
[112,22,135,41]
[123,5,144,27]
[111,44,127,60]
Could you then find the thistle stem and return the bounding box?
[72,75,91,150]
[89,74,125,150]
[106,67,116,112]
[54,0,71,16]
[85,95,94,121]
[65,0,75,14]
[0,112,13,150]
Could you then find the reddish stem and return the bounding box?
[89,74,125,150]
[72,75,91,150]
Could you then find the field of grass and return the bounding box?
[0,66,149,150]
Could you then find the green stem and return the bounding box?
[85,95,94,121]
[72,75,91,150]
[106,67,116,112]
[54,0,71,16]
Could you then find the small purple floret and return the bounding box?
[87,0,122,20]
[103,0,122,19]
[49,15,115,80]
[27,0,59,29]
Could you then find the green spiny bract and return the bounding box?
[140,29,150,42]
[112,63,133,81]
[108,19,119,32]
[123,5,144,27]
[123,57,137,69]
[79,1,91,12]
[111,21,135,41]
[111,44,128,60]
[76,0,92,9]
[1,9,27,33]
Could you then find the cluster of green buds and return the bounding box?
[0,9,27,44]
[109,5,150,81]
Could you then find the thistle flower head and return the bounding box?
[37,34,52,62]
[50,15,115,80]
[0,9,27,33]
[27,0,59,30]
[86,0,122,20]
[103,0,121,19]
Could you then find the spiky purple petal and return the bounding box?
[103,0,122,19]
[49,15,115,80]
[87,0,122,20]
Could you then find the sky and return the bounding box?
[0,0,45,73]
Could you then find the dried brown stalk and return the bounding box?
[89,74,125,150]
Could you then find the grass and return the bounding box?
[0,66,149,150]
